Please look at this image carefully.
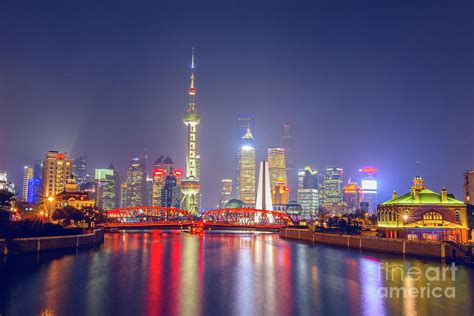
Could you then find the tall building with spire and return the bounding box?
[181,48,201,215]
[239,127,256,205]
[235,115,255,197]
[281,124,296,200]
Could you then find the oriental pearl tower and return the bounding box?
[181,48,201,215]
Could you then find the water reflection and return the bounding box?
[0,232,473,315]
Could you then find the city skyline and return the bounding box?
[0,1,472,207]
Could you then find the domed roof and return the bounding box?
[286,200,302,212]
[224,199,244,209]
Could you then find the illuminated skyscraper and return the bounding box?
[73,156,88,186]
[281,124,296,199]
[22,165,33,201]
[297,166,318,189]
[322,167,344,213]
[256,161,273,210]
[95,164,120,210]
[126,156,146,206]
[343,181,363,212]
[268,147,287,189]
[239,127,256,205]
[219,179,233,208]
[181,48,201,215]
[235,114,255,197]
[42,151,74,198]
[359,167,378,214]
[297,166,319,218]
[26,162,43,204]
[152,156,175,206]
[120,182,128,208]
[161,174,181,208]
[271,179,289,206]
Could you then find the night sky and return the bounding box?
[0,0,472,207]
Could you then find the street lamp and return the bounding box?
[403,213,409,239]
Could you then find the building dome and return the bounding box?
[183,111,201,126]
[286,200,303,213]
[224,199,244,209]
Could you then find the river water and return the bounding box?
[0,231,473,315]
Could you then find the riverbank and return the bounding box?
[0,228,104,255]
[280,228,473,261]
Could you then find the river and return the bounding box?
[1,231,473,315]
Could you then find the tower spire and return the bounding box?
[188,48,197,110]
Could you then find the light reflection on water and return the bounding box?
[0,231,473,315]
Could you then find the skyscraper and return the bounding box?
[297,166,319,218]
[73,156,88,186]
[26,162,43,204]
[297,166,318,189]
[22,165,33,201]
[235,114,255,198]
[161,174,181,208]
[343,181,363,212]
[281,124,296,199]
[219,179,233,208]
[126,156,146,206]
[271,179,289,206]
[267,147,287,189]
[359,167,378,214]
[42,151,74,198]
[181,48,201,215]
[256,161,273,211]
[95,164,120,210]
[120,182,128,208]
[239,127,256,205]
[322,167,344,213]
[151,156,175,206]
[144,176,153,206]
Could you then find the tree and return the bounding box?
[52,206,84,226]
[0,190,14,211]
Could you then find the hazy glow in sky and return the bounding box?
[0,0,472,206]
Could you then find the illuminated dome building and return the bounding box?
[181,48,201,215]
[377,175,468,242]
[224,199,245,209]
